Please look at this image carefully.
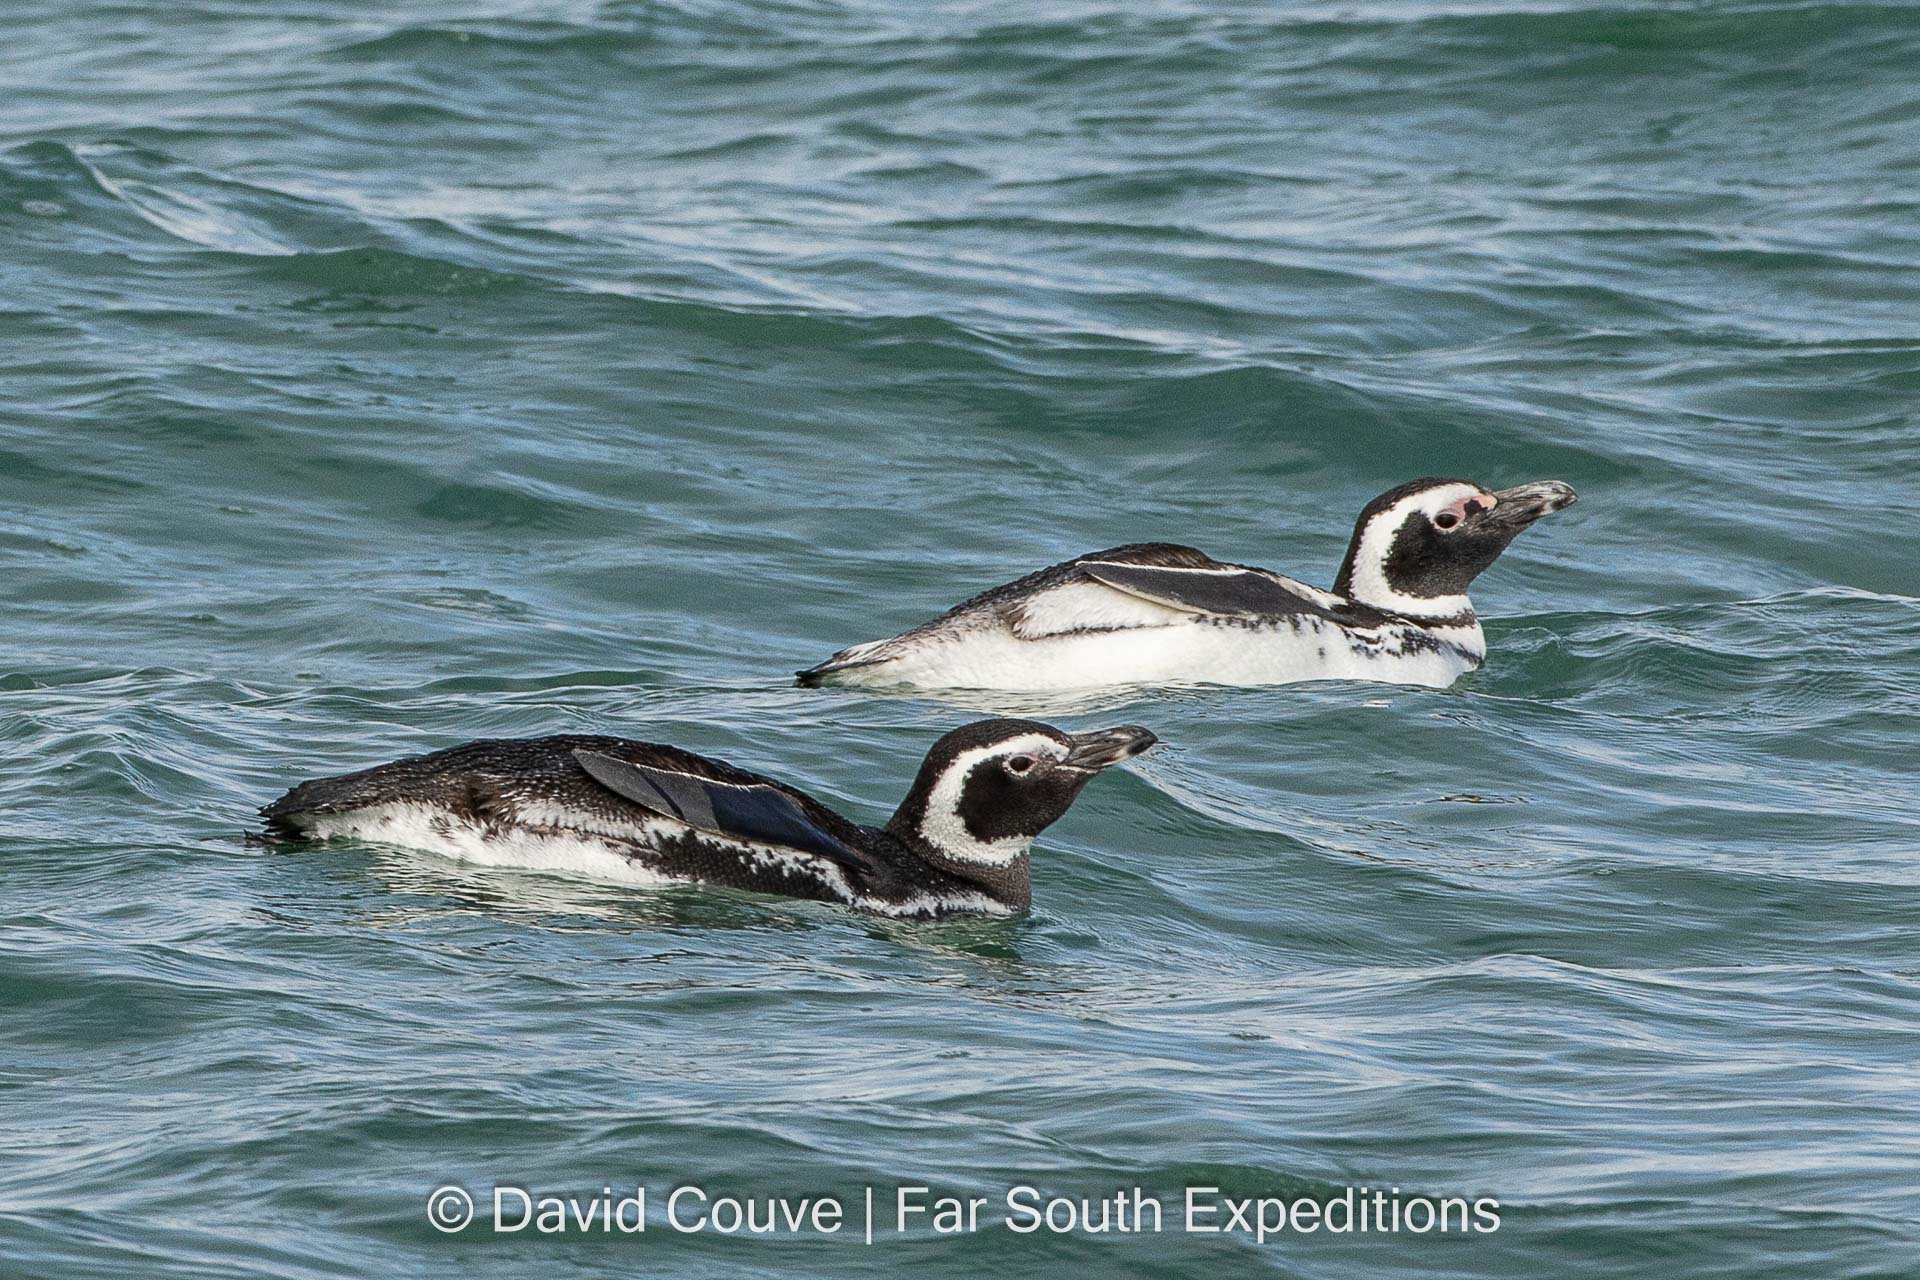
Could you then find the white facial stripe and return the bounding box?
[917,732,1064,866]
[1346,483,1483,618]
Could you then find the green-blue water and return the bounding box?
[4,2,1918,1276]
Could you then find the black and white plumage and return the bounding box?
[797,478,1577,692]
[258,719,1157,918]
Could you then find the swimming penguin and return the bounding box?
[797,477,1577,692]
[259,719,1157,918]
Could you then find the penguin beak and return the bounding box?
[1469,480,1579,532]
[1063,726,1159,771]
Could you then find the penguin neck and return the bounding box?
[885,799,1033,910]
[1334,554,1477,625]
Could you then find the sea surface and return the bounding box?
[3,2,1918,1277]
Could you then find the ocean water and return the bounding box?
[3,1,1918,1276]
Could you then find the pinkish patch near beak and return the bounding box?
[1437,491,1498,525]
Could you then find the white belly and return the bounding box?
[292,802,683,887]
[827,617,1483,691]
[285,801,1006,919]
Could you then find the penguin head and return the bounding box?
[887,719,1157,904]
[1333,477,1577,620]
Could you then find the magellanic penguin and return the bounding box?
[797,477,1577,692]
[258,719,1157,919]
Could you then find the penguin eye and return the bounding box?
[1004,755,1036,776]
[1434,496,1488,532]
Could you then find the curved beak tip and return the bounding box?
[1065,726,1159,769]
[1487,479,1578,525]
[1540,480,1578,512]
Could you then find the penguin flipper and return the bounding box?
[573,750,868,869]
[1077,561,1334,621]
